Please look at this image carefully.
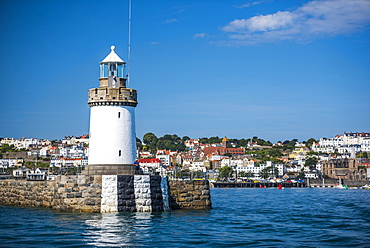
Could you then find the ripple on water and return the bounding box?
[0,188,370,247]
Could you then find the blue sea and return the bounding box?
[1,188,369,247]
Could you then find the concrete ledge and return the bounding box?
[83,164,137,175]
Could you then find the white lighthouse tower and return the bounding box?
[84,46,138,175]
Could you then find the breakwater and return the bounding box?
[0,175,211,212]
[308,178,369,187]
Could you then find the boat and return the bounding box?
[334,184,348,190]
[334,178,348,190]
[361,184,370,190]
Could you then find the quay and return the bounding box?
[211,182,307,188]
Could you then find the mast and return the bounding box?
[127,0,132,88]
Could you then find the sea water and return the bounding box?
[0,188,369,247]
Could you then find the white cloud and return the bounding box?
[193,33,209,38]
[236,1,261,8]
[162,19,178,24]
[222,11,296,32]
[220,0,370,45]
[235,1,270,9]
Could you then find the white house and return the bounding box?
[50,158,83,168]
[0,159,23,168]
[12,166,31,178]
[343,132,370,146]
[337,145,361,156]
[137,158,167,176]
[319,136,344,147]
[361,138,370,152]
[305,171,318,179]
[189,160,206,172]
[39,147,49,157]
[311,143,335,153]
[28,168,48,181]
[156,154,171,167]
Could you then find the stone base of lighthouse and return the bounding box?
[82,164,140,175]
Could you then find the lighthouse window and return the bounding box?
[109,64,116,77]
[118,112,121,118]
[119,150,121,156]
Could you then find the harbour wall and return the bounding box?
[168,180,212,210]
[0,175,211,212]
[308,178,369,187]
[210,179,369,188]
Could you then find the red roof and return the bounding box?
[138,158,162,164]
[203,147,244,156]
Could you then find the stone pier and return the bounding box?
[0,176,212,213]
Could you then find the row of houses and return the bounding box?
[136,149,370,180]
[1,135,89,147]
[312,132,370,155]
[2,133,369,181]
[0,136,89,157]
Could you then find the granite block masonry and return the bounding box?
[0,175,211,213]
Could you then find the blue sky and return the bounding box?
[1,0,369,143]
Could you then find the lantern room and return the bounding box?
[99,45,126,79]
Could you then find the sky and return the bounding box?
[0,0,369,143]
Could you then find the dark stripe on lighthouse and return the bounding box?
[117,175,136,212]
[150,175,164,212]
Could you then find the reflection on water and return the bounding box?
[83,210,212,247]
[84,213,137,247]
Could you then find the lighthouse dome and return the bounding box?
[101,45,125,64]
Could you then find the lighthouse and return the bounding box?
[84,46,138,175]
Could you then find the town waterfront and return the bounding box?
[1,188,369,247]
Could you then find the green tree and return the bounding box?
[259,168,270,179]
[283,139,298,148]
[199,136,222,144]
[238,171,254,178]
[219,166,233,178]
[50,139,60,144]
[160,134,186,151]
[297,172,306,179]
[237,138,249,147]
[209,136,222,144]
[143,132,158,151]
[306,138,317,147]
[260,166,278,179]
[1,144,16,153]
[304,157,318,170]
[136,137,142,150]
[356,152,368,158]
[238,171,247,177]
